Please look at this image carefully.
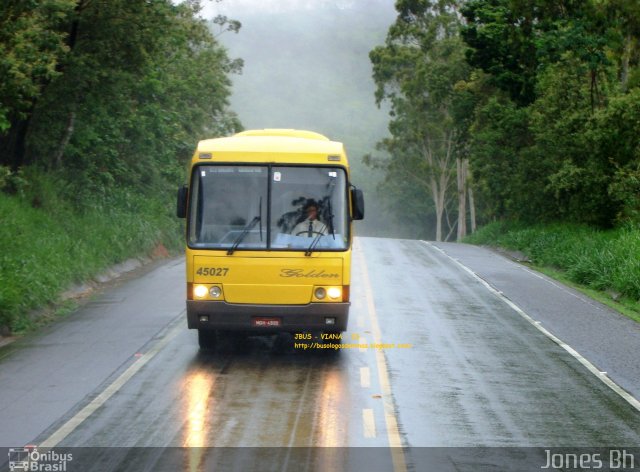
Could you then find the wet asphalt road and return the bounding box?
[1,237,639,471]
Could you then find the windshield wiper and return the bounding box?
[228,197,262,255]
[227,215,261,255]
[305,222,328,257]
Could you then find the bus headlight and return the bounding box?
[194,285,208,298]
[193,284,223,299]
[313,286,342,302]
[327,287,341,300]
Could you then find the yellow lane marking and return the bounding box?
[357,245,407,471]
[285,367,313,448]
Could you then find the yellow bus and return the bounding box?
[177,129,365,349]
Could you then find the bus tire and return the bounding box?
[198,329,217,350]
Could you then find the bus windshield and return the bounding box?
[188,165,349,251]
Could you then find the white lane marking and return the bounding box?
[363,409,376,438]
[40,318,184,447]
[360,367,371,388]
[357,247,407,471]
[357,315,365,328]
[425,241,640,413]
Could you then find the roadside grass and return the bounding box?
[0,184,183,334]
[464,221,640,323]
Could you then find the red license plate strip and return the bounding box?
[252,317,281,327]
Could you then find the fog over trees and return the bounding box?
[211,0,401,237]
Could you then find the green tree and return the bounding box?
[466,88,537,222]
[461,0,640,226]
[0,0,76,166]
[369,0,473,241]
[460,0,609,107]
[2,0,241,203]
[588,88,640,222]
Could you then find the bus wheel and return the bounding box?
[198,329,217,350]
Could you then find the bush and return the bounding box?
[0,165,29,196]
[0,178,182,333]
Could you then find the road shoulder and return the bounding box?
[430,241,640,403]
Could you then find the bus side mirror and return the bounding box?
[177,185,188,218]
[351,188,365,220]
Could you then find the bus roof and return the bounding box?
[194,129,347,165]
[234,129,330,140]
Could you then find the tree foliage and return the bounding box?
[461,0,640,227]
[369,0,474,241]
[0,0,241,203]
[371,0,640,236]
[0,0,75,132]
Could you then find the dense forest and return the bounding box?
[368,0,640,240]
[0,0,241,197]
[0,0,242,331]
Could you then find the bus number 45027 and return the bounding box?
[196,267,229,277]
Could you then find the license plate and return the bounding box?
[252,317,281,327]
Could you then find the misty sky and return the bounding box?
[202,0,361,16]
[201,0,396,154]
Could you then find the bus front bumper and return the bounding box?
[186,300,350,332]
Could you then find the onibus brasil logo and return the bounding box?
[8,446,72,471]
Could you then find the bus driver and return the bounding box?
[291,199,328,237]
